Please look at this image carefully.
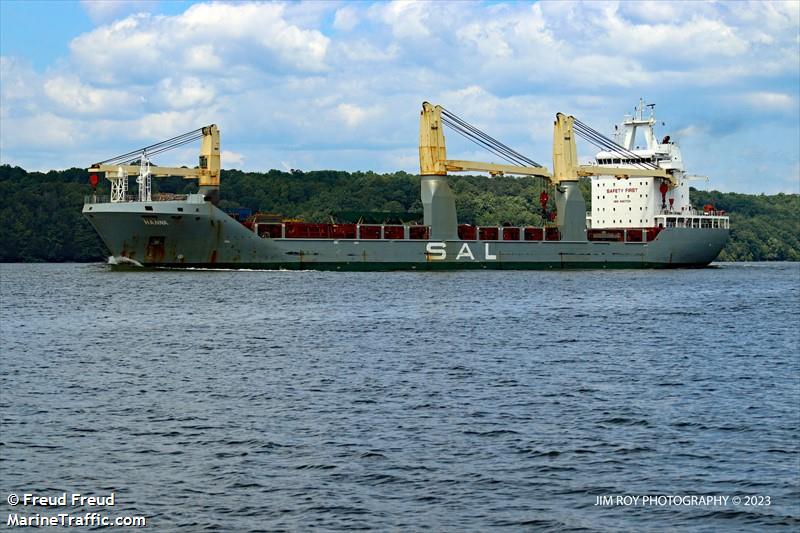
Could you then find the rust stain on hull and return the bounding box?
[145,236,166,263]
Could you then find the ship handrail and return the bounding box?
[654,214,730,229]
[84,193,189,204]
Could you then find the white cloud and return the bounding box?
[333,6,359,31]
[335,103,380,128]
[80,0,153,23]
[43,76,139,115]
[335,40,399,62]
[675,125,703,138]
[134,110,216,141]
[604,16,749,60]
[183,44,224,71]
[372,0,432,39]
[0,57,39,104]
[222,150,244,167]
[2,112,84,150]
[69,15,161,83]
[621,1,686,22]
[70,3,330,84]
[741,92,796,112]
[1,1,798,192]
[156,77,216,110]
[457,22,513,59]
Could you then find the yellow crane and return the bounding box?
[418,102,676,240]
[87,124,221,203]
[419,102,675,184]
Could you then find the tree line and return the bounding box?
[0,164,797,262]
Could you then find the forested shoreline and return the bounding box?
[1,164,797,262]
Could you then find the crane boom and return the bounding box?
[444,160,550,177]
[419,103,675,186]
[552,112,676,185]
[418,101,679,242]
[419,102,552,179]
[88,124,221,203]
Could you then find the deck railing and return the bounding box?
[84,193,189,204]
[655,215,730,229]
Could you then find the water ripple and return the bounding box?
[1,262,798,531]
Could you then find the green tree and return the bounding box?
[1,164,797,262]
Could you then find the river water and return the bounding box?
[1,262,798,531]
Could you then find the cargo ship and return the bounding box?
[83,100,729,269]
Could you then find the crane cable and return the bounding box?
[96,127,206,166]
[574,120,657,168]
[441,109,541,167]
[440,115,527,167]
[572,118,657,169]
[439,107,543,168]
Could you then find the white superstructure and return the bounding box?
[586,99,726,230]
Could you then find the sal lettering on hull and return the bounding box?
[425,242,497,261]
[425,242,447,260]
[456,243,475,260]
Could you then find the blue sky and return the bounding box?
[1,0,798,193]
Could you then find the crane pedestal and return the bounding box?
[555,181,587,241]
